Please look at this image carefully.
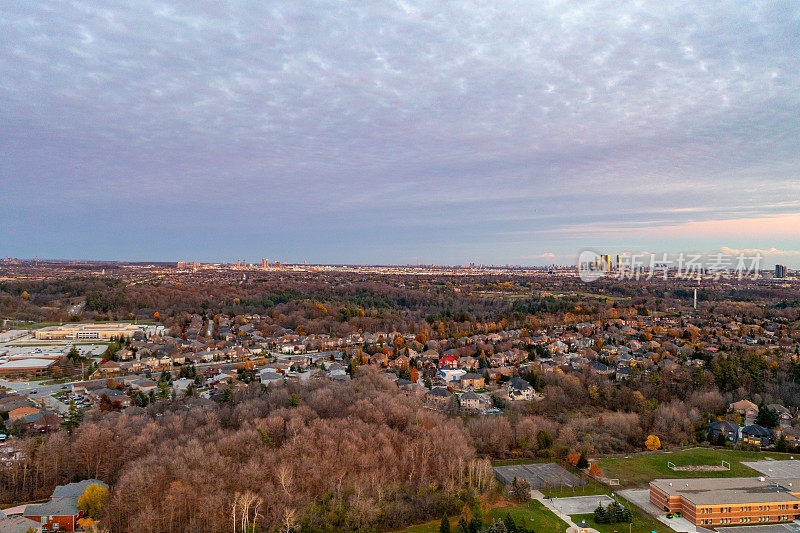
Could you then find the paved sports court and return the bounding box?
[742,459,800,478]
[493,462,586,490]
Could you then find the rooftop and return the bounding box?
[651,477,800,506]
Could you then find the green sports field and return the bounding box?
[595,448,794,488]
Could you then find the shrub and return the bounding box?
[576,453,589,469]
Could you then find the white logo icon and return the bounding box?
[577,250,606,282]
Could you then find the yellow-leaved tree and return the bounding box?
[645,434,661,451]
[78,483,109,520]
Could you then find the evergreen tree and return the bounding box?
[61,400,83,434]
[440,514,451,533]
[756,404,780,428]
[503,512,518,533]
[511,477,531,501]
[157,381,170,400]
[593,504,608,524]
[576,453,589,469]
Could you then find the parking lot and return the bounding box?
[743,459,800,478]
[493,462,586,490]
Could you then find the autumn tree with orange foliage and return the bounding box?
[645,434,661,451]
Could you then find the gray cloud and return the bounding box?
[1,1,798,264]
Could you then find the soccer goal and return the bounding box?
[609,479,620,486]
[721,460,731,470]
[667,461,676,470]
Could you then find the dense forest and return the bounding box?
[2,271,797,336]
[1,370,492,532]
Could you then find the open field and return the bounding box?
[547,291,631,302]
[393,500,568,532]
[596,448,795,488]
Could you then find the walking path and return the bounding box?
[531,489,600,533]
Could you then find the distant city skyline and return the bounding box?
[1,2,799,266]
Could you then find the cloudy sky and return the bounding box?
[2,1,799,266]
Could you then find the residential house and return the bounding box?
[172,378,195,395]
[458,356,478,370]
[768,404,792,427]
[459,391,486,412]
[103,389,132,407]
[8,406,38,422]
[505,377,535,401]
[707,420,739,444]
[0,515,43,533]
[777,425,800,444]
[24,479,108,532]
[740,424,772,447]
[425,387,453,407]
[730,400,759,423]
[389,354,410,370]
[25,411,62,432]
[460,373,485,390]
[439,367,466,384]
[130,379,158,394]
[96,360,121,376]
[589,361,614,376]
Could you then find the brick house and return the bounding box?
[458,372,484,390]
[24,479,108,532]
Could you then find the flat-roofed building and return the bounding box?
[650,477,800,527]
[33,323,141,340]
[0,358,59,377]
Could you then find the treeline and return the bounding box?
[4,270,797,329]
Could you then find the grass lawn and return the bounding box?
[572,511,670,533]
[487,499,569,531]
[393,500,568,532]
[595,448,794,488]
[392,519,444,533]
